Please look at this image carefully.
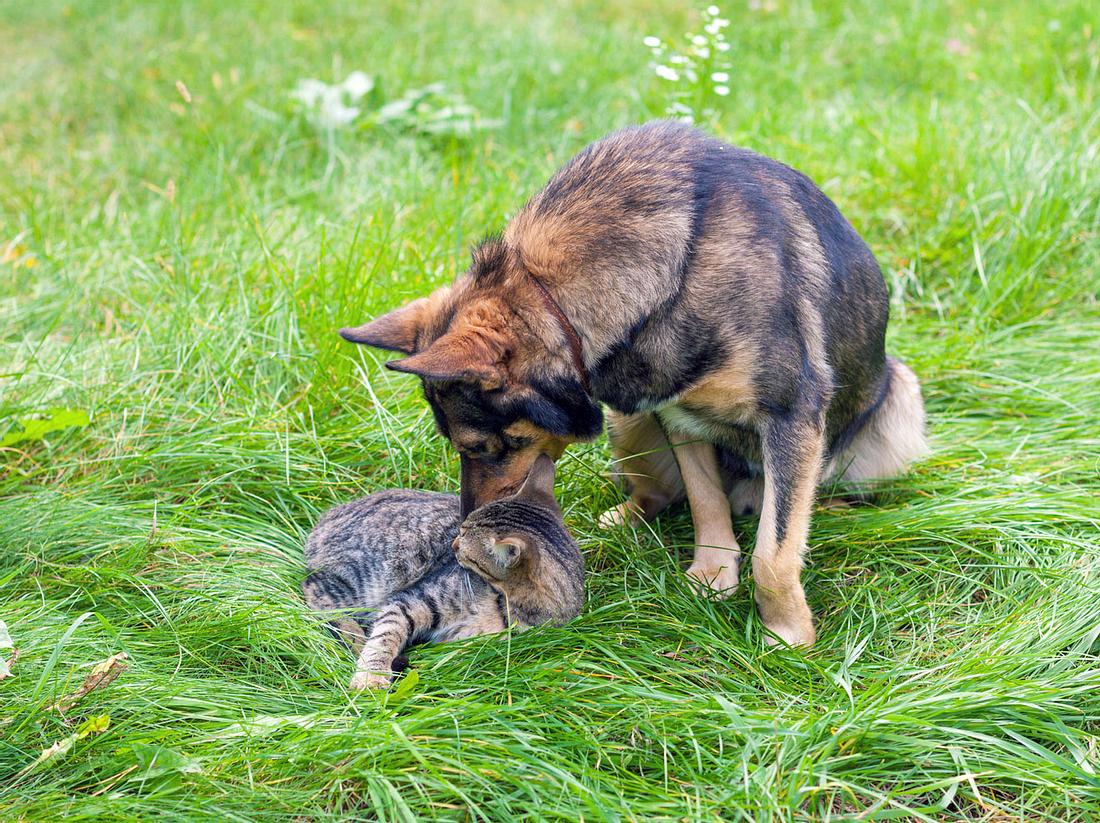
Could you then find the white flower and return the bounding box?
[292,72,374,130]
[643,35,661,47]
[692,45,711,58]
[692,34,708,46]
[291,78,329,108]
[706,4,720,15]
[655,64,680,81]
[716,41,731,51]
[340,71,373,99]
[667,100,695,124]
[714,85,730,96]
[711,71,730,82]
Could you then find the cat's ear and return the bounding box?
[514,453,557,509]
[492,536,527,568]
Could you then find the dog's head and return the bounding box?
[340,240,602,514]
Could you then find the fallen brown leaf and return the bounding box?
[51,652,129,713]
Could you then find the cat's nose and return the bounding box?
[452,537,461,552]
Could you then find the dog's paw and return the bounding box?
[598,501,639,529]
[686,560,739,599]
[350,670,392,691]
[762,611,816,648]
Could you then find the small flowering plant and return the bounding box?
[643,4,732,124]
[291,72,498,144]
[374,83,501,137]
[292,71,376,131]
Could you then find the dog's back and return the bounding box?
[510,121,895,452]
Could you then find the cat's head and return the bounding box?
[453,455,584,620]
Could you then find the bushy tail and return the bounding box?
[833,357,929,483]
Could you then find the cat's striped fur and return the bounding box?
[303,456,584,690]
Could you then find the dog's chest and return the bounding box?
[657,404,725,441]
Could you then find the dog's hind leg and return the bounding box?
[600,411,684,528]
[753,413,824,647]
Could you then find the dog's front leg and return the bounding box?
[753,414,823,647]
[600,410,684,528]
[668,437,741,597]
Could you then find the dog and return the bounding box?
[340,121,927,647]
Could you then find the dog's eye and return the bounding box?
[502,434,533,451]
[457,436,504,460]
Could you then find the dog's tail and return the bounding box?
[830,357,929,483]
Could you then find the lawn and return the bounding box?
[1,0,1098,819]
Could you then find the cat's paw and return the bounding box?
[350,670,392,691]
[686,559,739,599]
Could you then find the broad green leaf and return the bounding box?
[76,714,111,739]
[389,668,421,700]
[132,742,202,779]
[1,408,91,447]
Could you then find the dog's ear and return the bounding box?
[386,330,506,390]
[515,453,558,509]
[339,298,430,354]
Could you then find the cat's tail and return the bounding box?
[302,569,353,611]
[303,570,373,649]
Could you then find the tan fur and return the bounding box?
[678,356,759,421]
[827,358,929,483]
[451,424,574,511]
[505,139,700,364]
[602,411,684,526]
[666,437,741,595]
[340,284,456,353]
[753,423,824,647]
[503,420,571,459]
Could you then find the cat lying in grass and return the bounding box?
[303,455,584,689]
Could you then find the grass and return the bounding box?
[1,0,1098,819]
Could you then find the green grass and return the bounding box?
[2,0,1098,819]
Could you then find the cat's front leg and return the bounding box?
[350,600,419,690]
[349,666,393,691]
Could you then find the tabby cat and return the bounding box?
[302,455,584,689]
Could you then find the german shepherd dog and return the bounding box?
[340,121,927,647]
